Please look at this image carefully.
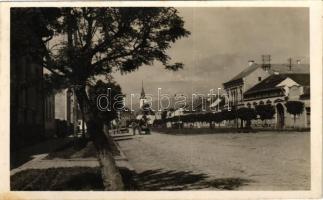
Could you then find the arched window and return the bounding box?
[259,101,264,105]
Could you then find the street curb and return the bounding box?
[111,138,135,172]
[110,137,138,190]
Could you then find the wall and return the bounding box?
[55,89,68,120]
[243,67,270,92]
[11,54,45,148]
[44,94,56,137]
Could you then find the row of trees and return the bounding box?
[164,101,305,129]
[164,104,274,129]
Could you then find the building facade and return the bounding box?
[223,60,270,109]
[10,9,58,149]
[222,56,310,129]
[243,73,310,128]
[11,53,47,147]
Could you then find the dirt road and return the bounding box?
[117,131,310,190]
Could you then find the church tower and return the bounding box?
[139,80,147,108]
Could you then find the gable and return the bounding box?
[276,77,299,88]
[244,67,271,91]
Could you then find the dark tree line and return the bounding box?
[164,104,276,129]
[163,101,305,129]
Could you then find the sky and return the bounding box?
[112,7,309,105]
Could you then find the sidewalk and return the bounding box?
[11,136,74,170]
[11,133,136,190]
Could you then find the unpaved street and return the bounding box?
[117,131,310,190]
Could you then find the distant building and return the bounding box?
[136,81,156,125]
[55,88,80,124]
[139,80,148,108]
[54,88,83,135]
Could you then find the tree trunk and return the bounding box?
[294,115,296,128]
[87,120,124,190]
[75,88,124,190]
[64,9,123,190]
[246,120,251,129]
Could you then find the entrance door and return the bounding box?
[276,103,285,129]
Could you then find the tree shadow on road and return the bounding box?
[133,169,253,190]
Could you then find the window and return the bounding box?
[258,77,262,81]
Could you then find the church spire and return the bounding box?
[140,80,145,99]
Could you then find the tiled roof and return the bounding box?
[283,73,310,86]
[244,73,310,96]
[270,64,309,74]
[226,63,260,83]
[224,63,309,85]
[244,74,286,95]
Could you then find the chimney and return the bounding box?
[248,60,255,67]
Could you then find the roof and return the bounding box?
[283,73,310,86]
[244,73,310,96]
[244,74,286,95]
[226,63,260,83]
[223,62,309,86]
[270,64,309,74]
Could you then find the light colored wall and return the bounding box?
[55,89,68,120]
[288,85,303,101]
[284,109,307,128]
[225,67,269,107]
[244,67,270,92]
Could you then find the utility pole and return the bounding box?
[288,58,292,71]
